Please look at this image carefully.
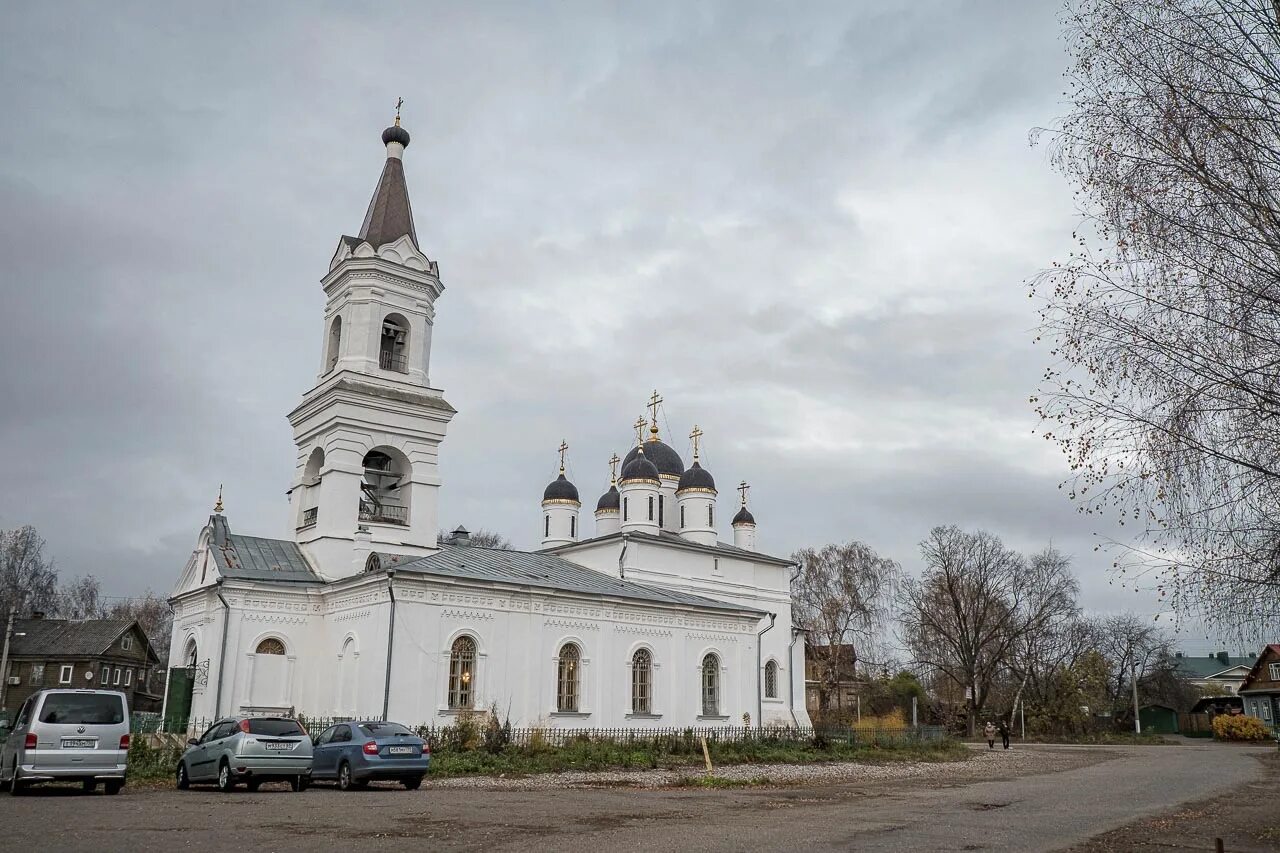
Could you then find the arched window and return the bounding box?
[326,316,342,372]
[764,660,778,699]
[255,638,286,656]
[701,653,720,716]
[631,648,652,715]
[184,639,198,669]
[647,495,654,521]
[379,314,410,373]
[448,636,476,709]
[365,552,381,573]
[360,448,410,526]
[557,643,580,712]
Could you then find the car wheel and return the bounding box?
[217,761,236,793]
[337,761,354,792]
[290,775,308,792]
[9,764,24,796]
[402,777,423,790]
[176,762,190,790]
[104,781,123,796]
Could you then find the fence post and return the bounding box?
[700,737,713,775]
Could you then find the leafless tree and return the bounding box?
[58,575,103,620]
[0,525,59,618]
[1032,0,1280,636]
[898,527,1079,735]
[439,528,512,549]
[792,541,900,713]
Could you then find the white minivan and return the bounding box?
[0,689,130,795]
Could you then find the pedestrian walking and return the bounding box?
[984,721,996,749]
[998,719,1010,749]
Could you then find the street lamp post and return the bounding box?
[0,606,16,712]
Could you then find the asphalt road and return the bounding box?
[0,743,1270,852]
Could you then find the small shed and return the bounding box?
[1138,704,1179,734]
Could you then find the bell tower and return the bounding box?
[287,107,455,579]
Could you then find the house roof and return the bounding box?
[1174,653,1256,679]
[209,522,322,584]
[396,544,761,614]
[1238,644,1280,693]
[8,618,158,663]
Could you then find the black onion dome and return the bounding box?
[677,460,716,492]
[542,473,580,503]
[732,506,756,525]
[381,124,411,148]
[595,485,620,512]
[620,448,661,483]
[623,440,684,478]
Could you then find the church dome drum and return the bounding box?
[543,473,580,504]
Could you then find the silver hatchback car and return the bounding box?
[177,716,312,792]
[0,689,131,795]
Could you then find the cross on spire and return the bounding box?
[633,416,647,446]
[608,452,620,484]
[214,484,224,514]
[394,96,404,127]
[558,439,569,474]
[690,424,703,460]
[647,389,663,440]
[738,480,750,506]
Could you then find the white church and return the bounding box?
[162,115,810,731]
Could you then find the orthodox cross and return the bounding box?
[558,439,569,473]
[394,96,404,126]
[633,416,647,445]
[608,453,620,483]
[738,480,750,506]
[647,389,663,438]
[689,424,703,460]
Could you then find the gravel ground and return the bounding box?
[424,743,1110,790]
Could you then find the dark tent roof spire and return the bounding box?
[359,102,417,249]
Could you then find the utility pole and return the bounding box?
[0,606,15,714]
[1131,661,1142,737]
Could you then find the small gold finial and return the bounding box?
[608,452,620,484]
[633,416,647,446]
[558,439,569,474]
[647,389,663,441]
[738,480,749,506]
[394,96,404,127]
[690,424,703,460]
[214,484,224,514]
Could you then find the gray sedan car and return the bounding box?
[177,716,312,792]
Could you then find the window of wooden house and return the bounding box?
[28,663,44,685]
[59,665,73,684]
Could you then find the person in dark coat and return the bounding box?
[997,719,1010,749]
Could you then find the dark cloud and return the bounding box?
[1,1,1208,639]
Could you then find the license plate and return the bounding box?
[264,741,293,751]
[62,739,95,749]
[387,745,416,755]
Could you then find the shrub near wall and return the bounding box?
[1212,714,1269,741]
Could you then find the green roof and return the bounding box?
[1175,653,1256,678]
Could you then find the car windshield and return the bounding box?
[246,718,305,737]
[38,693,125,725]
[358,722,414,737]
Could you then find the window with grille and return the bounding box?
[449,636,476,709]
[764,660,778,699]
[557,643,581,712]
[701,653,720,715]
[631,649,652,714]
[255,638,286,656]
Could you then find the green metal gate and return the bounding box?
[164,667,194,733]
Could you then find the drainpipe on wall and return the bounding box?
[756,613,776,729]
[382,569,397,721]
[214,581,231,719]
[787,627,802,728]
[618,534,630,580]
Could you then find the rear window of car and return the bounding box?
[38,693,125,725]
[358,722,413,737]
[246,718,305,737]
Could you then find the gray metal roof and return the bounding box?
[211,533,322,584]
[358,151,417,248]
[551,530,794,567]
[397,544,760,613]
[8,618,157,662]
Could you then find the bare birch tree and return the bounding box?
[1033,0,1280,635]
[0,526,59,618]
[791,541,900,713]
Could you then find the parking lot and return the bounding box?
[0,743,1272,852]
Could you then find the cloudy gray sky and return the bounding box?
[0,1,1233,649]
